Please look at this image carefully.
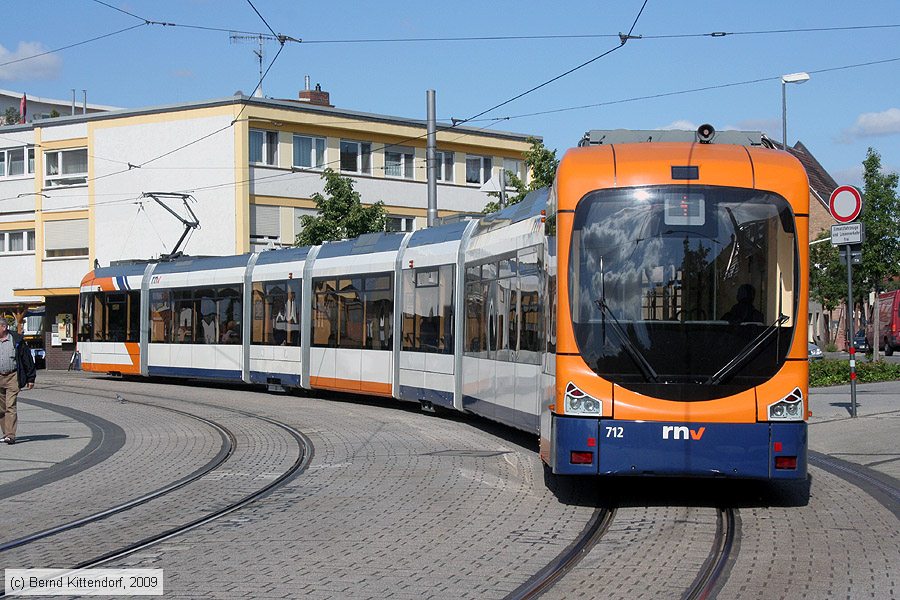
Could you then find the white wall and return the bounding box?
[250,167,493,214]
[0,254,39,303]
[92,113,237,264]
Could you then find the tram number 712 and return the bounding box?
[605,426,624,438]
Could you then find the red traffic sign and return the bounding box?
[829,185,862,223]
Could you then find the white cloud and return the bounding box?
[172,69,195,79]
[724,118,780,137]
[832,165,864,188]
[0,42,61,81]
[660,119,697,131]
[840,108,900,142]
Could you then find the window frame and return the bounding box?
[384,145,415,179]
[249,129,279,166]
[435,150,454,182]
[0,229,35,254]
[292,134,326,170]
[339,140,372,174]
[44,147,88,187]
[465,155,492,185]
[0,146,35,179]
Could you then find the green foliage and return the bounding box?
[294,168,386,247]
[809,358,900,387]
[483,137,559,214]
[3,107,21,125]
[809,231,845,311]
[858,148,900,293]
[50,109,60,118]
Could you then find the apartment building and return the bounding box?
[0,88,536,367]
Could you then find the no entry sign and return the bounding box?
[829,185,862,223]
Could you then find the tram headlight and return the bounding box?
[767,387,804,421]
[564,382,601,415]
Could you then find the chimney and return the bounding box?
[298,80,332,107]
[304,75,310,91]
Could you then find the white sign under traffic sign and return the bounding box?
[831,222,865,245]
[829,185,863,223]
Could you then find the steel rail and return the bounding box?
[0,384,313,598]
[682,507,737,600]
[0,388,235,553]
[504,506,617,600]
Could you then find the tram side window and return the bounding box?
[105,292,128,342]
[78,293,93,342]
[128,291,141,342]
[251,279,301,346]
[312,273,393,349]
[364,274,393,350]
[401,265,454,354]
[518,249,542,364]
[465,264,488,358]
[150,290,172,343]
[173,290,194,343]
[218,286,242,344]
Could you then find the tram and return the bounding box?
[78,126,809,480]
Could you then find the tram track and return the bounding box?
[682,507,737,600]
[0,387,235,554]
[504,506,617,600]
[0,382,314,593]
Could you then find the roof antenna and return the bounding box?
[141,192,201,260]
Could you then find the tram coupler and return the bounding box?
[419,400,436,413]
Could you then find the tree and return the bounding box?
[3,107,21,125]
[857,148,900,294]
[295,168,386,246]
[482,137,559,214]
[809,231,845,313]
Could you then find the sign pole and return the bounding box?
[845,244,858,418]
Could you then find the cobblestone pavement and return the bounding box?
[3,373,898,599]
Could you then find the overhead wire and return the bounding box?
[453,0,649,126]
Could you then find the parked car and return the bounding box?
[808,342,824,361]
[852,329,870,352]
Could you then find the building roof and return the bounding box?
[770,140,839,209]
[0,93,537,143]
[0,88,120,112]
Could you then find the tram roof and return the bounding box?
[255,245,313,265]
[407,220,470,248]
[153,253,252,274]
[316,232,406,259]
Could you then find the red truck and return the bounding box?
[866,290,900,356]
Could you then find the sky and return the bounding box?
[2,1,898,189]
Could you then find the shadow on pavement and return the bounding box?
[10,434,71,444]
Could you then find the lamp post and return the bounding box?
[781,72,810,149]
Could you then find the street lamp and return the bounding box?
[781,72,810,150]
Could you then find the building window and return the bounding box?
[503,158,523,185]
[44,219,88,258]
[0,147,34,178]
[250,129,278,165]
[250,204,281,250]
[465,155,492,184]
[384,145,415,179]
[435,151,454,182]
[292,135,326,169]
[0,230,35,254]
[340,140,371,174]
[385,216,416,233]
[44,148,87,187]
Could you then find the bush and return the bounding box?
[809,358,900,387]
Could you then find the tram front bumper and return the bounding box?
[550,414,807,479]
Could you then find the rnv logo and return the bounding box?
[662,425,706,440]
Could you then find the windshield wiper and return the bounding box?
[705,314,789,386]
[595,298,660,383]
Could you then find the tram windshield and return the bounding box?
[569,185,797,401]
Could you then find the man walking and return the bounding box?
[0,319,36,445]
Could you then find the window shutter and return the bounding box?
[250,205,281,238]
[44,219,88,250]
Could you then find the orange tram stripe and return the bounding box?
[310,376,392,397]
